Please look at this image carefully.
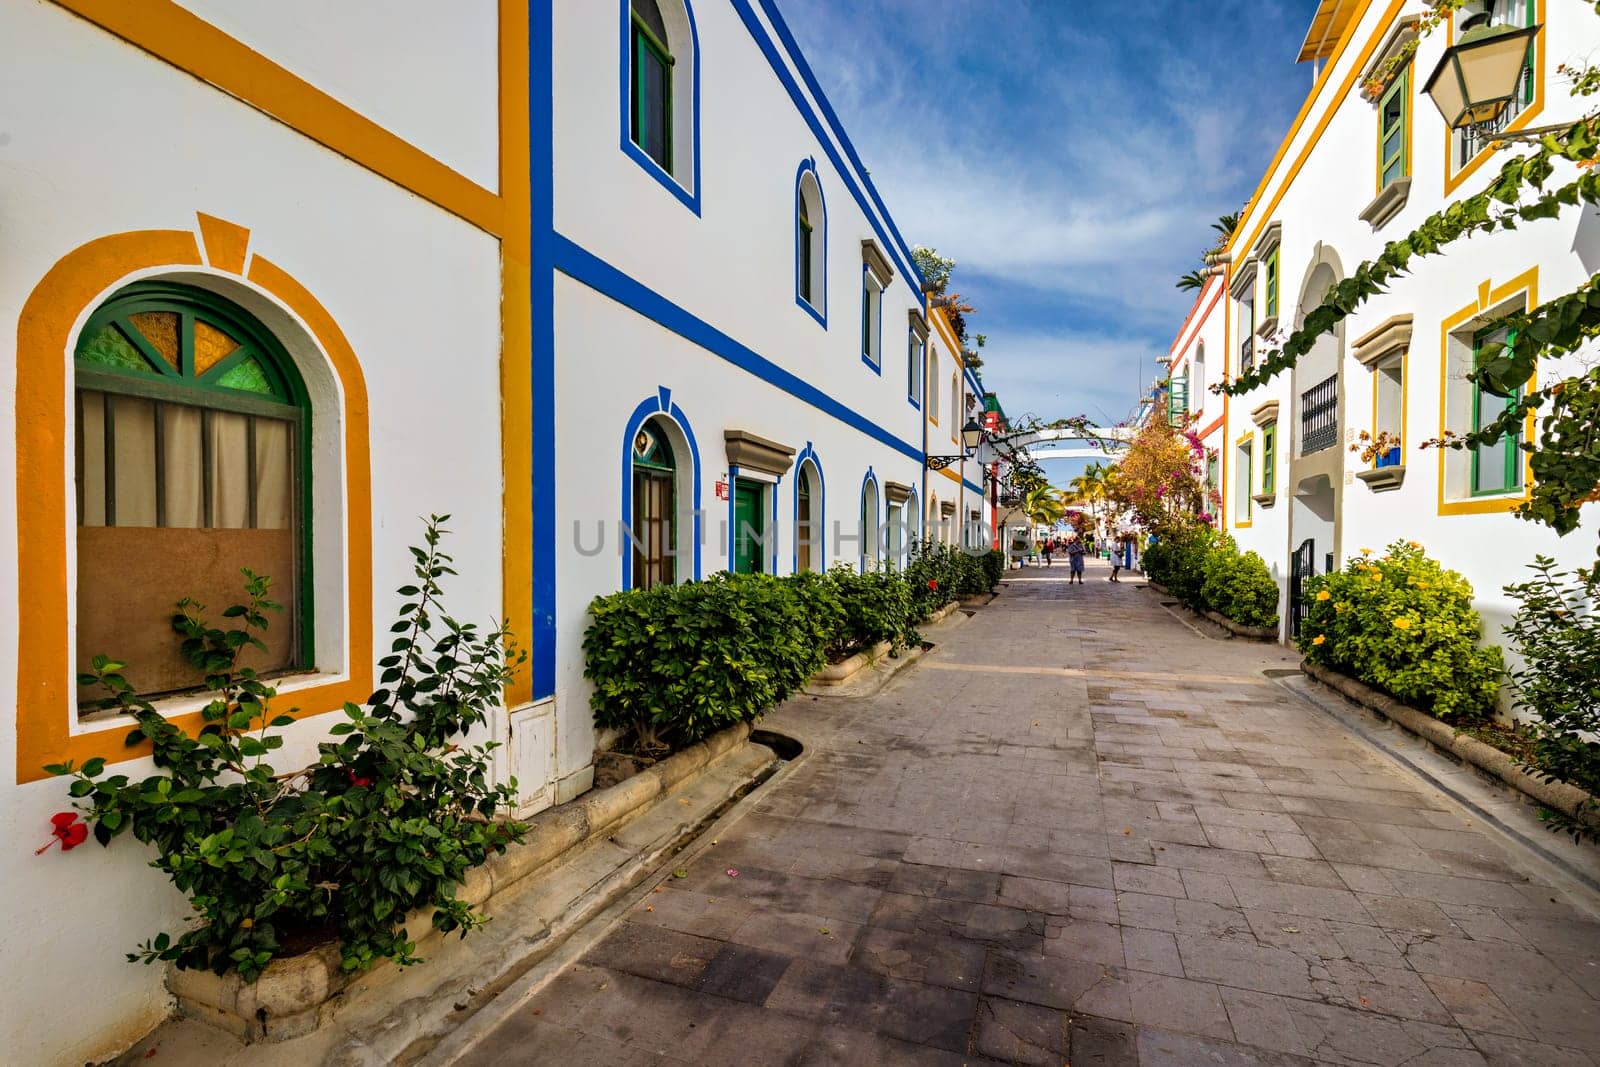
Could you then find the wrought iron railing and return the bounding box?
[1300,373,1338,455]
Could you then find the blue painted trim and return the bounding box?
[553,234,924,463]
[531,0,557,701]
[791,443,825,574]
[858,466,879,571]
[726,464,739,571]
[619,387,705,589]
[618,0,702,216]
[905,329,922,411]
[963,477,983,496]
[753,0,925,293]
[770,473,782,575]
[859,265,881,375]
[793,157,826,329]
[728,0,919,292]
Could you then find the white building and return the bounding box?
[1212,0,1598,654]
[0,1,965,1061]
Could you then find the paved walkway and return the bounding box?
[459,561,1600,1066]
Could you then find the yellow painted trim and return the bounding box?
[197,212,251,274]
[48,0,505,238]
[937,466,962,486]
[1435,266,1538,517]
[1233,431,1253,529]
[1234,0,1404,263]
[499,0,533,706]
[1442,1,1546,197]
[14,219,375,783]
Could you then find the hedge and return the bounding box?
[1143,528,1278,629]
[584,546,1006,750]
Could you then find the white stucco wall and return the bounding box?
[0,5,502,1063]
[1219,0,1599,670]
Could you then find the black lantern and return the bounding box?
[961,418,984,453]
[1422,21,1539,130]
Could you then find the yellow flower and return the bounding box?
[1370,573,1382,582]
[1408,540,1421,549]
[1359,547,1373,555]
[1417,581,1428,589]
[1392,617,1412,630]
[1316,590,1331,601]
[1312,634,1326,645]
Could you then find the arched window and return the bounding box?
[631,417,678,589]
[795,459,821,572]
[859,475,880,571]
[949,373,958,437]
[1192,345,1206,415]
[625,0,699,208]
[74,282,310,701]
[796,166,825,318]
[929,347,940,424]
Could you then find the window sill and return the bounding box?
[1356,465,1406,493]
[1252,492,1277,508]
[1359,178,1411,231]
[76,666,337,729]
[1255,316,1279,341]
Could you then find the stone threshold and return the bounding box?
[1280,664,1600,904]
[119,725,791,1064]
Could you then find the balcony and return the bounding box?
[1300,373,1338,455]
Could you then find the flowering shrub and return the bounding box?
[829,565,918,658]
[50,519,527,981]
[1299,541,1503,719]
[1200,539,1280,629]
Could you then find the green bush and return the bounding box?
[1298,541,1504,719]
[55,519,526,981]
[1158,526,1220,610]
[1200,538,1280,629]
[981,549,1007,590]
[829,565,918,657]
[586,571,839,750]
[1503,558,1600,805]
[904,539,961,620]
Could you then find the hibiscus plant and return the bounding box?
[46,517,527,981]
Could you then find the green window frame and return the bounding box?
[1262,422,1276,494]
[1470,326,1523,496]
[1378,66,1409,188]
[73,280,314,695]
[631,420,677,589]
[1264,247,1279,320]
[1206,453,1219,492]
[629,1,674,174]
[1166,372,1188,426]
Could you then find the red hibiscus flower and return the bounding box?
[927,580,938,590]
[347,770,373,788]
[36,811,89,854]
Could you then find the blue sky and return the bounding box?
[780,0,1323,485]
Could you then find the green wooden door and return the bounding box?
[733,480,764,573]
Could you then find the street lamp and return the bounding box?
[927,418,985,470]
[1421,20,1539,131]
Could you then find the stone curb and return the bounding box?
[167,722,757,1042]
[804,641,928,699]
[806,599,964,688]
[1299,660,1600,833]
[1201,608,1279,641]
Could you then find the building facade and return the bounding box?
[0,2,949,1061]
[1165,271,1230,527]
[1209,0,1597,656]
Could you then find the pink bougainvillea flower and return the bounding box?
[726,868,740,878]
[37,811,89,854]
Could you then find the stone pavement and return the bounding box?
[456,560,1600,1066]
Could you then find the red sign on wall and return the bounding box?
[715,479,729,501]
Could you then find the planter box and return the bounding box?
[810,639,894,687]
[1300,660,1600,834]
[167,723,759,1042]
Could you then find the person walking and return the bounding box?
[1066,537,1085,584]
[1109,534,1123,583]
[1042,538,1054,567]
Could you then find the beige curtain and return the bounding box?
[111,395,158,527]
[78,391,107,526]
[254,417,292,530]
[161,404,204,528]
[208,410,251,529]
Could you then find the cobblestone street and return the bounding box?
[458,562,1600,1066]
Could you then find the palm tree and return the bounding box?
[1211,212,1242,242]
[1068,464,1109,543]
[1022,484,1065,536]
[1176,268,1207,292]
